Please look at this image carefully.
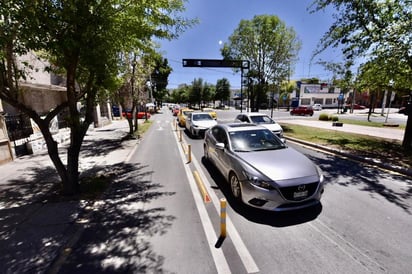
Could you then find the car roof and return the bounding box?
[191,112,212,115]
[218,123,268,132]
[240,112,269,117]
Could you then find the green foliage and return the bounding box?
[221,14,301,111]
[0,0,194,195]
[331,115,339,122]
[310,0,412,149]
[318,113,330,121]
[151,54,173,103]
[215,78,231,101]
[318,113,338,121]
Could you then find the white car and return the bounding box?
[312,104,322,111]
[235,112,285,142]
[186,112,218,138]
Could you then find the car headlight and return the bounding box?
[316,166,324,183]
[243,171,274,190]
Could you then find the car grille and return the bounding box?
[279,182,319,201]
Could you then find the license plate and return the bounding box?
[293,190,308,198]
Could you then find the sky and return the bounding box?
[158,0,342,89]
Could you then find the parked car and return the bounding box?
[345,104,366,110]
[122,110,151,119]
[290,106,314,116]
[234,112,285,142]
[177,108,194,127]
[186,112,217,138]
[312,104,322,111]
[201,107,217,120]
[203,123,324,211]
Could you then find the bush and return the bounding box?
[331,115,339,121]
[318,113,329,121]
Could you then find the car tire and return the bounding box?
[229,172,242,201]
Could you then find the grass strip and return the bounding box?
[280,123,411,169]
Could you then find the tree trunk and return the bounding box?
[402,115,412,150]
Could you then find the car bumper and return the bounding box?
[240,180,324,211]
[192,127,208,136]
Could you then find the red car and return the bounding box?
[290,106,314,116]
[122,111,151,119]
[346,104,366,110]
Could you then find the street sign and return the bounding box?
[182,59,249,69]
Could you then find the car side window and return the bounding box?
[212,127,227,145]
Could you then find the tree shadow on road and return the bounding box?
[307,153,412,214]
[56,162,176,273]
[0,161,176,273]
[201,157,322,227]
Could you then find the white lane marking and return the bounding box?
[172,125,231,274]
[309,220,387,273]
[191,151,260,274]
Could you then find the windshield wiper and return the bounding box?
[234,149,251,152]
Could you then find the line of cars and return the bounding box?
[172,107,325,212]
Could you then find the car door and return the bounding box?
[213,127,232,175]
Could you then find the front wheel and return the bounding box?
[229,172,242,200]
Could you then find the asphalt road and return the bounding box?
[59,108,412,273]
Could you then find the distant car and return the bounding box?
[201,108,217,120]
[186,112,218,138]
[234,112,285,142]
[122,111,151,119]
[177,108,194,127]
[290,106,314,116]
[312,104,322,111]
[203,123,324,211]
[346,104,366,110]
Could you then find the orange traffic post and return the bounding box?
[220,198,227,238]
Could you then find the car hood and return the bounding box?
[238,147,319,184]
[259,123,282,132]
[193,120,217,128]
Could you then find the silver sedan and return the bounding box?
[203,123,324,211]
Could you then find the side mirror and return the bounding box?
[216,143,225,150]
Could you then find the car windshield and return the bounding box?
[250,115,274,124]
[193,113,213,121]
[229,129,285,152]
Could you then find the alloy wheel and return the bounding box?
[230,173,241,200]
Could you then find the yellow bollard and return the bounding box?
[179,130,182,142]
[187,144,191,163]
[220,198,227,237]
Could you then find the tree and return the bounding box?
[215,78,231,105]
[189,78,203,107]
[221,15,301,111]
[310,0,412,150]
[0,0,193,195]
[151,54,172,107]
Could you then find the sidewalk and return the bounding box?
[0,119,138,273]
